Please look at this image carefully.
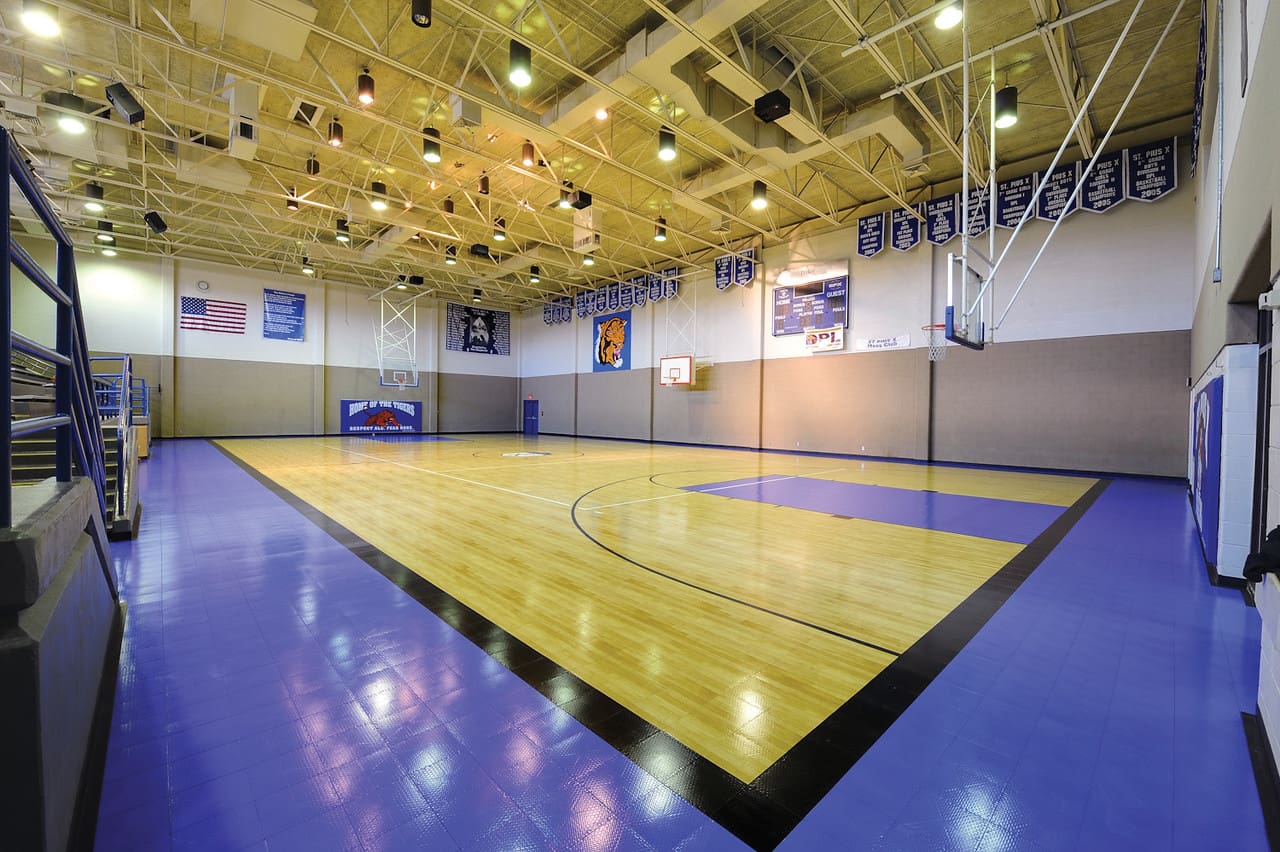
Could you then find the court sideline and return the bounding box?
[93,436,1267,850]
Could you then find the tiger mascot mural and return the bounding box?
[363,409,401,429]
[595,316,628,368]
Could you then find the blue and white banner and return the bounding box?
[964,187,991,237]
[543,296,573,325]
[1081,150,1126,213]
[263,288,305,341]
[593,311,631,372]
[445,303,510,355]
[662,266,679,300]
[890,206,922,252]
[1036,163,1080,221]
[715,249,755,289]
[1127,137,1177,202]
[925,194,959,245]
[714,254,732,290]
[340,399,422,434]
[857,212,885,257]
[996,173,1038,228]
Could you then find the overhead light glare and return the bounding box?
[994,85,1019,129]
[751,180,768,210]
[935,2,963,30]
[100,247,117,257]
[582,255,595,266]
[370,180,389,211]
[84,181,104,213]
[95,221,115,244]
[21,0,59,38]
[658,127,676,162]
[54,92,86,134]
[595,107,609,121]
[508,40,532,88]
[422,127,442,163]
[357,68,375,105]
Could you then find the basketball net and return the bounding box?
[923,323,947,362]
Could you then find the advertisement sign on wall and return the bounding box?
[340,400,423,434]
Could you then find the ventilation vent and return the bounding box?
[290,98,323,128]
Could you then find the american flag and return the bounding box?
[180,296,247,334]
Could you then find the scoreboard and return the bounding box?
[772,276,848,336]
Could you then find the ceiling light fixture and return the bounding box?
[751,180,768,210]
[286,187,300,211]
[493,217,506,241]
[442,196,454,214]
[478,172,489,195]
[508,40,532,88]
[21,0,59,38]
[654,216,667,242]
[83,182,104,213]
[328,117,343,147]
[582,255,595,266]
[305,155,320,177]
[445,245,457,265]
[95,221,115,244]
[411,0,431,27]
[301,257,316,276]
[100,247,117,257]
[530,265,540,283]
[935,2,963,30]
[558,181,573,209]
[54,92,87,135]
[658,127,676,162]
[357,68,375,105]
[422,127,442,163]
[521,140,535,168]
[144,211,168,234]
[370,180,388,211]
[595,107,609,121]
[397,279,407,290]
[336,218,351,243]
[994,85,1019,129]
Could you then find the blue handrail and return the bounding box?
[130,377,149,419]
[3,126,107,526]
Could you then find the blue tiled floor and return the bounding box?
[95,441,1268,851]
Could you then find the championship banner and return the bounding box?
[1127,137,1177,202]
[543,296,573,325]
[340,399,422,434]
[925,194,958,245]
[857,212,885,257]
[445,303,510,355]
[715,249,756,289]
[714,254,732,290]
[593,310,631,372]
[890,206,921,252]
[964,187,990,237]
[662,267,679,300]
[1036,163,1080,221]
[1081,150,1126,213]
[804,327,844,352]
[996,173,1038,228]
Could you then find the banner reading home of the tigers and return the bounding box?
[340,399,422,433]
[593,310,631,372]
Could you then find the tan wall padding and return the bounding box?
[575,368,654,440]
[652,359,762,448]
[932,330,1191,475]
[520,374,577,434]
[174,357,320,436]
[437,373,518,432]
[761,349,930,458]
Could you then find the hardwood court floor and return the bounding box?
[217,435,1096,784]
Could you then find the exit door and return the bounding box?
[523,399,539,436]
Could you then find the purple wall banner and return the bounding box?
[1081,150,1126,213]
[648,272,663,303]
[890,206,922,252]
[925,194,959,245]
[996,173,1038,228]
[543,296,572,324]
[340,399,422,434]
[1036,163,1080,221]
[1127,137,1177,202]
[857,212,885,257]
[1191,376,1223,562]
[662,267,679,300]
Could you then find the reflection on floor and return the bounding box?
[94,438,1267,851]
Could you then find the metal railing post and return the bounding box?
[1,130,11,527]
[55,243,74,481]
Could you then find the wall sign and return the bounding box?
[772,276,848,336]
[593,310,631,372]
[857,213,885,258]
[925,194,958,245]
[340,399,422,434]
[1081,150,1126,213]
[445,303,510,355]
[996,173,1038,228]
[890,206,922,252]
[263,288,305,342]
[1036,163,1080,221]
[715,249,756,290]
[1127,138,1177,201]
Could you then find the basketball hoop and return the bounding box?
[922,323,947,362]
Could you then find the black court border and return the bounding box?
[213,441,1108,851]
